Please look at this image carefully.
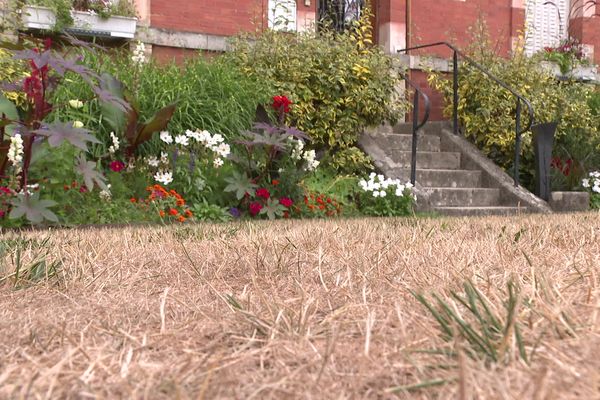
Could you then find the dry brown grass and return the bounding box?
[0,212,599,399]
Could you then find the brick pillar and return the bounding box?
[296,0,317,32]
[569,0,599,64]
[377,0,406,54]
[510,0,526,52]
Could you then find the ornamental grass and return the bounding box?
[0,212,599,398]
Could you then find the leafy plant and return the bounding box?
[540,37,590,75]
[227,7,406,173]
[0,37,129,224]
[356,172,414,217]
[428,21,600,188]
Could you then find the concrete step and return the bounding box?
[434,206,529,217]
[385,134,441,152]
[391,169,482,188]
[390,121,448,136]
[429,187,501,207]
[392,151,461,170]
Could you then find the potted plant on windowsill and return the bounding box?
[539,38,598,81]
[21,0,137,39]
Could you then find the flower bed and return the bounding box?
[0,37,414,227]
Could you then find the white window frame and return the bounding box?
[524,0,570,55]
[268,0,298,32]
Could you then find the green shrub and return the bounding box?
[50,48,269,156]
[225,10,406,173]
[428,24,600,187]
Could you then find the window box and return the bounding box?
[22,5,137,39]
[540,61,599,82]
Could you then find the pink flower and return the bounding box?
[109,160,125,172]
[256,188,270,200]
[279,197,293,208]
[249,202,263,216]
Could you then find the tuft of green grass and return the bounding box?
[411,279,528,365]
[0,237,62,288]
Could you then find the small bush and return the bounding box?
[226,10,406,172]
[428,23,600,187]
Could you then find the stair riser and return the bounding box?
[392,123,445,136]
[429,189,500,207]
[392,152,461,170]
[386,136,441,152]
[391,169,482,188]
[434,207,528,217]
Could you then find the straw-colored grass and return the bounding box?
[1,212,599,399]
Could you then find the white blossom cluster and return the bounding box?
[148,151,173,185]
[131,41,146,65]
[99,184,112,201]
[108,131,120,154]
[359,172,414,198]
[288,137,319,171]
[8,134,24,171]
[582,171,600,194]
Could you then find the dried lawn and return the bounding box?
[1,212,599,399]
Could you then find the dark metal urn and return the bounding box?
[532,122,558,201]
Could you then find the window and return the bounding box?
[317,0,364,32]
[524,0,569,55]
[268,0,298,32]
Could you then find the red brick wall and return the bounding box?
[151,0,269,36]
[570,16,600,65]
[152,46,222,64]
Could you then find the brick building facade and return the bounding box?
[131,0,598,119]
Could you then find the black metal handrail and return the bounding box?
[401,72,431,185]
[397,41,535,186]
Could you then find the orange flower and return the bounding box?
[130,198,137,203]
[159,210,165,217]
[169,208,179,216]
[176,199,185,207]
[319,205,325,210]
[272,179,280,186]
[178,215,186,223]
[185,210,193,217]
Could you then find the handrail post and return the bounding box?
[452,50,459,135]
[411,93,419,185]
[514,99,522,187]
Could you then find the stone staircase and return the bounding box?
[359,121,552,216]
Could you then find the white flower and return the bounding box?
[395,185,406,197]
[359,179,368,190]
[405,182,414,189]
[213,158,224,168]
[73,121,84,128]
[185,129,201,142]
[147,156,160,167]
[7,134,24,167]
[212,133,224,144]
[99,184,112,201]
[593,185,600,194]
[131,41,146,65]
[198,130,212,144]
[369,172,376,180]
[303,149,319,171]
[377,174,384,182]
[69,99,84,109]
[175,135,189,146]
[108,131,120,154]
[215,143,231,157]
[372,190,380,198]
[160,131,173,144]
[154,170,173,185]
[582,178,590,188]
[379,190,387,198]
[160,152,169,164]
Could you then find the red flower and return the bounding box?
[249,202,263,216]
[169,208,179,216]
[109,160,125,172]
[279,197,293,208]
[272,95,292,113]
[256,188,270,200]
[272,179,280,186]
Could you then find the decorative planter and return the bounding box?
[22,5,137,39]
[549,191,590,212]
[532,122,557,202]
[540,61,599,82]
